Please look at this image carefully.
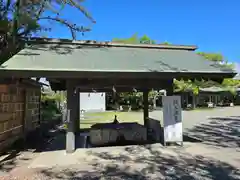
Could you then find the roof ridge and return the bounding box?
[22,37,198,51]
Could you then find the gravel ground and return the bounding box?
[1,107,240,180]
[150,106,240,129]
[2,143,239,180]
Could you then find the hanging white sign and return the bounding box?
[162,96,183,144]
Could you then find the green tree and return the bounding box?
[197,52,223,62]
[2,0,95,38]
[160,41,171,45]
[222,78,240,87]
[139,35,156,44]
[174,79,199,95]
[112,34,139,44]
[176,52,236,96]
[197,52,235,70]
[112,34,156,44]
[0,0,95,64]
[197,52,238,93]
[111,35,238,105]
[221,78,240,95]
[112,34,159,109]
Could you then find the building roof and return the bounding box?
[234,73,240,80]
[0,38,236,79]
[199,86,227,93]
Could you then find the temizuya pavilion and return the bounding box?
[0,38,236,153]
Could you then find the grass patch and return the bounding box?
[192,107,215,111]
[85,111,121,117]
[80,111,144,129]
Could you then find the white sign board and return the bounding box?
[162,96,183,144]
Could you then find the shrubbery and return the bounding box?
[106,91,159,111]
[41,94,61,121]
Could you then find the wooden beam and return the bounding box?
[49,78,173,91]
[66,78,171,89]
[27,37,198,51]
[0,70,235,80]
[78,87,156,92]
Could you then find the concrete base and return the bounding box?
[66,132,75,153]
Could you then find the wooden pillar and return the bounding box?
[143,89,149,127]
[214,95,217,106]
[75,89,80,133]
[166,79,174,96]
[192,94,196,109]
[196,95,199,106]
[66,80,78,153]
[209,95,211,102]
[186,94,189,105]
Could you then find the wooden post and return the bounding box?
[166,79,174,96]
[214,95,218,106]
[75,89,80,133]
[192,94,196,109]
[66,80,78,153]
[143,89,149,128]
[23,88,28,140]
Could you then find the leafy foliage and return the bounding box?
[0,0,95,64]
[174,78,240,95]
[1,0,95,38]
[197,52,235,70]
[112,34,139,44]
[41,92,62,121]
[112,34,237,96]
[139,35,156,44]
[176,52,237,94]
[174,79,199,95]
[222,78,240,87]
[160,41,171,45]
[197,52,223,62]
[41,91,66,102]
[112,34,156,44]
[221,78,240,95]
[117,90,160,110]
[111,34,162,108]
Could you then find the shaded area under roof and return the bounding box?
[0,39,236,79]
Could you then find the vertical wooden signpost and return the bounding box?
[162,96,183,146]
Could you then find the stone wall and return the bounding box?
[24,87,41,132]
[0,81,41,151]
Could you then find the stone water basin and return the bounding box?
[89,122,147,146]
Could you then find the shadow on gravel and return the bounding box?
[0,121,61,173]
[39,145,240,180]
[185,116,240,148]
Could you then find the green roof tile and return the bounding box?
[1,41,235,74]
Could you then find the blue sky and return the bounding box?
[43,0,240,64]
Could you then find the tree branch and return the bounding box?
[38,16,91,39]
[68,0,96,23]
[17,0,47,37]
